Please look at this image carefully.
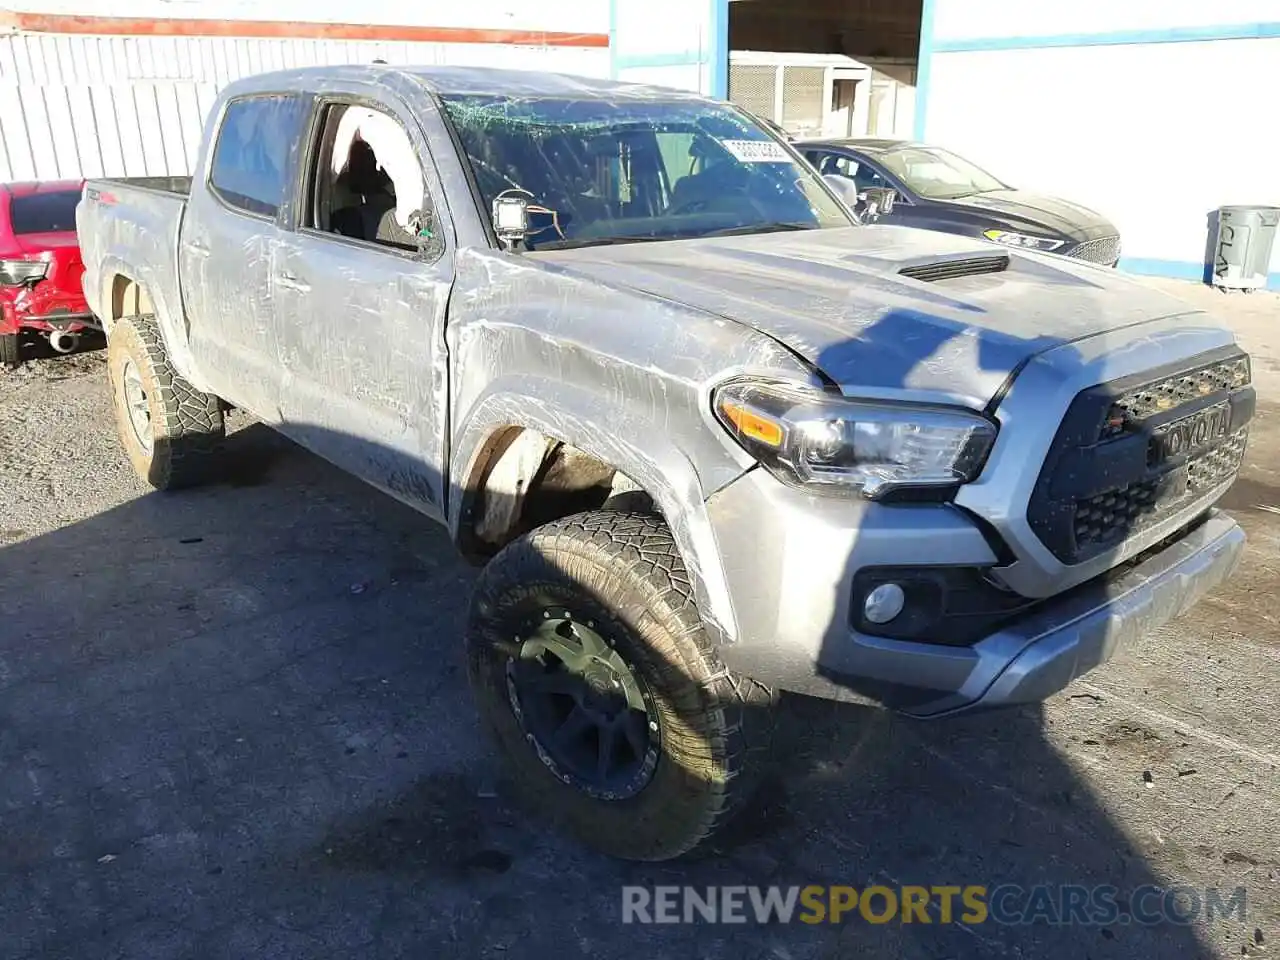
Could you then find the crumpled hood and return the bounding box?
[539,225,1200,409]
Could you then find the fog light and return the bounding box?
[864,583,906,624]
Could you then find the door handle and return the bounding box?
[182,239,210,258]
[276,271,310,292]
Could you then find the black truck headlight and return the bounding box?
[713,378,997,499]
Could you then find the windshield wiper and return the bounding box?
[534,235,667,252]
[533,222,815,251]
[696,222,816,238]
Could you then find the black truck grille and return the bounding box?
[1073,427,1248,549]
[1028,347,1254,564]
[1102,355,1251,438]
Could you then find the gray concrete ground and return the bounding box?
[1,278,1278,959]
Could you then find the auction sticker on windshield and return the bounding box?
[720,139,791,163]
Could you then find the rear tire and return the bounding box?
[0,333,20,369]
[107,315,224,490]
[466,510,775,861]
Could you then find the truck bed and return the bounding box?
[90,176,192,198]
[77,176,191,337]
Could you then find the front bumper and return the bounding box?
[707,468,1244,718]
[911,509,1243,717]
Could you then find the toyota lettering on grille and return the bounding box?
[1150,402,1229,467]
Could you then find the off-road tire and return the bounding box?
[107,315,224,490]
[467,510,776,861]
[0,333,20,368]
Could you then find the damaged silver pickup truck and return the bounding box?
[78,65,1253,862]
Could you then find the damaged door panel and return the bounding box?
[272,88,453,516]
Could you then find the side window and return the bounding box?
[209,95,309,218]
[303,102,433,255]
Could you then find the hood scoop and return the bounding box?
[899,254,1010,283]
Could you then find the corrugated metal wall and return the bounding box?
[0,33,610,181]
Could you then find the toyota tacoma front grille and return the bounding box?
[1028,347,1254,564]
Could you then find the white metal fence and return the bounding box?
[0,33,609,181]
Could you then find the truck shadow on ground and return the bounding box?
[0,416,1228,959]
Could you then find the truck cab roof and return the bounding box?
[222,63,713,102]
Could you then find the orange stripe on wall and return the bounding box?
[0,11,610,47]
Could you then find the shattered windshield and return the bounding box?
[439,94,855,251]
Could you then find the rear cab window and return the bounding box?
[654,131,697,195]
[9,191,81,234]
[209,94,311,218]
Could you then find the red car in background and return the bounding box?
[1,180,96,367]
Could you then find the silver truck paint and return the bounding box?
[77,64,1249,719]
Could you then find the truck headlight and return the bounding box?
[982,229,1064,252]
[713,379,997,499]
